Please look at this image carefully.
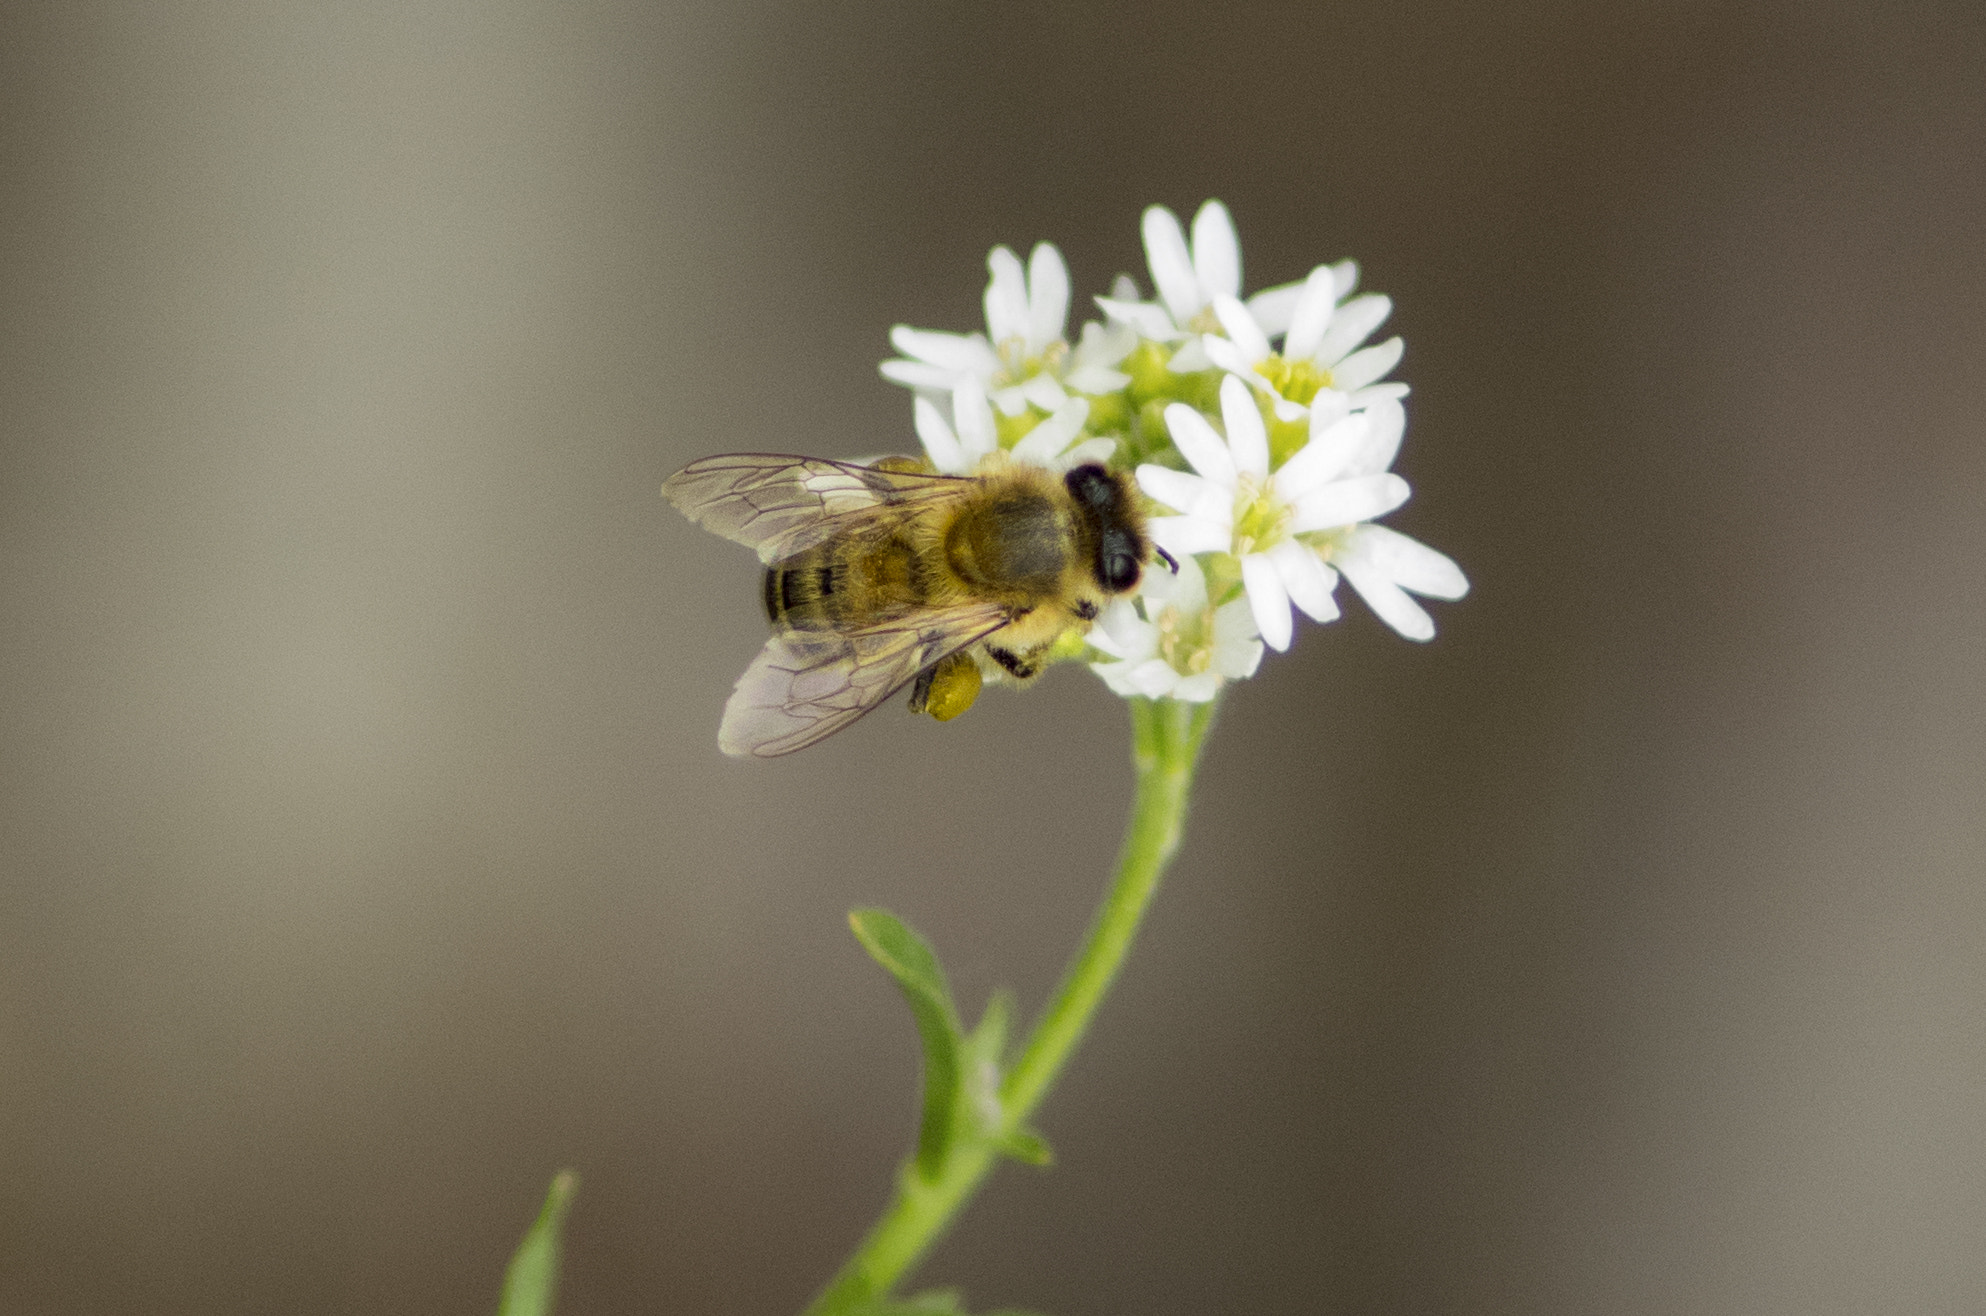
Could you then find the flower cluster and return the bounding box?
[880,200,1467,702]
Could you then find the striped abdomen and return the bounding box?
[763,532,941,631]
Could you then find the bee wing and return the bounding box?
[662,454,970,564]
[718,604,1012,758]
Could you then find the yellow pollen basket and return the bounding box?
[918,651,982,722]
[1253,354,1330,407]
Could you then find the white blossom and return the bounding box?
[1201,264,1408,423]
[883,243,1133,417]
[1096,200,1320,375]
[1140,375,1418,651]
[1088,554,1262,702]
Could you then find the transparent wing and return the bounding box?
[718,603,1012,758]
[662,454,970,564]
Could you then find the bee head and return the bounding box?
[1063,464,1150,596]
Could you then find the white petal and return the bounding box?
[1094,295,1182,340]
[988,383,1031,416]
[984,246,1029,345]
[1331,259,1359,298]
[1349,524,1469,599]
[1065,365,1132,394]
[881,359,964,391]
[1172,671,1224,702]
[913,396,966,474]
[1340,555,1435,640]
[1212,596,1260,644]
[1211,295,1271,362]
[1072,317,1136,368]
[1191,199,1241,299]
[1245,281,1305,337]
[1141,205,1201,325]
[1275,411,1369,498]
[1268,539,1340,622]
[1026,242,1071,353]
[1271,396,1307,423]
[1311,294,1392,366]
[890,326,999,375]
[1010,396,1089,466]
[1307,388,1352,429]
[1283,266,1342,362]
[1124,657,1184,697]
[1163,403,1239,487]
[1241,552,1293,651]
[1212,637,1264,681]
[953,378,997,460]
[1348,381,1411,409]
[1212,601,1265,677]
[1331,336,1403,392]
[1091,597,1156,659]
[1349,397,1406,476]
[1092,657,1173,698]
[1166,338,1213,373]
[1109,273,1139,301]
[1018,372,1069,411]
[1201,335,1268,382]
[1220,373,1270,482]
[1088,659,1137,694]
[1055,437,1119,471]
[1290,474,1411,533]
[1143,548,1209,613]
[1150,514,1233,559]
[1137,465,1228,520]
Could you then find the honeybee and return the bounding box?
[662,452,1160,757]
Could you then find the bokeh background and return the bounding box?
[5,2,1985,1312]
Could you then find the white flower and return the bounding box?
[1138,375,1415,651]
[883,243,1133,416]
[1095,200,1310,375]
[911,378,1111,475]
[1201,264,1408,422]
[1088,554,1263,702]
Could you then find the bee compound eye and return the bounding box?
[1101,551,1141,592]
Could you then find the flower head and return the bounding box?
[875,201,1467,706]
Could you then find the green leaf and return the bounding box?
[496,1170,578,1316]
[968,989,1013,1064]
[995,1124,1054,1167]
[849,908,965,1179]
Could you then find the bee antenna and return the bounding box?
[1155,546,1180,575]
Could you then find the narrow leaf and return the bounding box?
[849,909,965,1178]
[969,989,1013,1063]
[497,1170,578,1316]
[997,1125,1054,1167]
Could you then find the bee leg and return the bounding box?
[908,665,936,714]
[910,651,981,722]
[986,646,1040,681]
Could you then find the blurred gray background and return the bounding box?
[4,2,1984,1313]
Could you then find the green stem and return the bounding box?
[804,696,1219,1315]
